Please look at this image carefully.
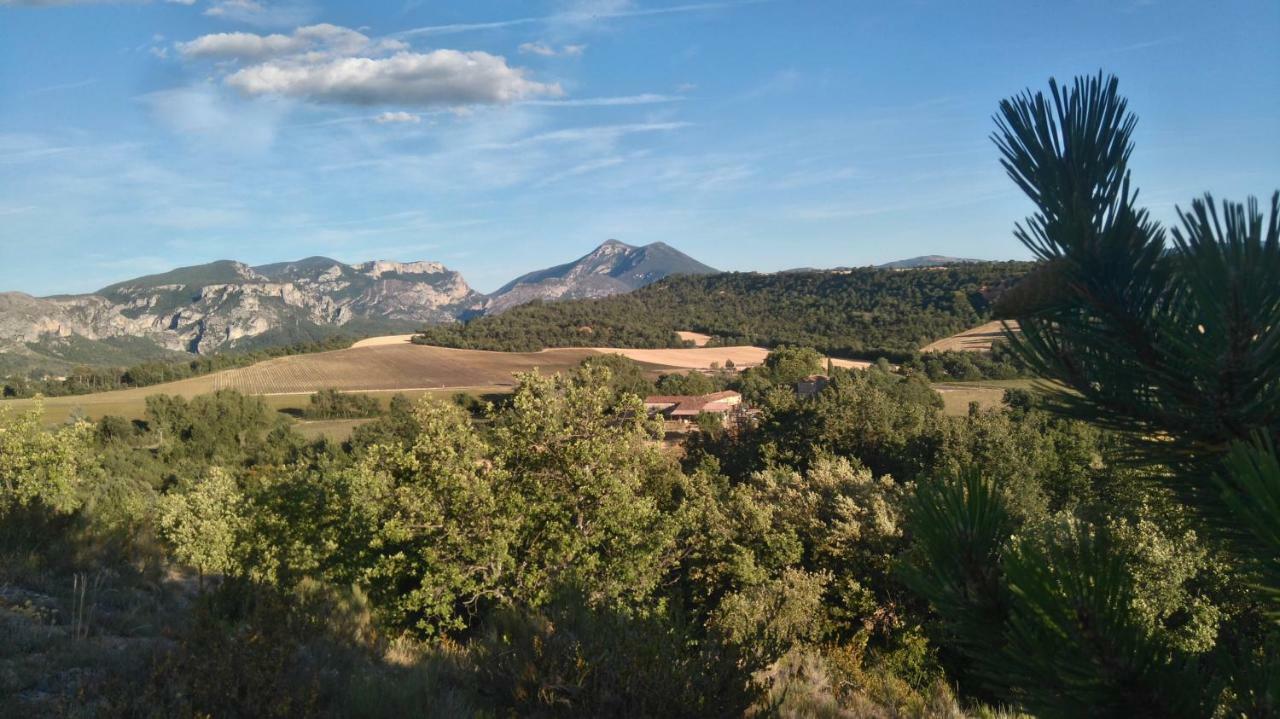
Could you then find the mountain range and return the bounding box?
[0,240,717,370]
[875,255,985,269]
[0,242,995,372]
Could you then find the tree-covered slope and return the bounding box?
[417,262,1032,360]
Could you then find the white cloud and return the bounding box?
[373,111,420,124]
[518,42,557,57]
[518,41,587,57]
[179,31,305,59]
[179,24,558,109]
[225,49,563,107]
[205,0,260,15]
[178,23,396,59]
[203,0,316,28]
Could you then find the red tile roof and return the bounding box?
[644,391,742,417]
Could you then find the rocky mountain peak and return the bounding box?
[356,260,450,279]
[483,240,718,314]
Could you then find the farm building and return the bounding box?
[644,390,744,426]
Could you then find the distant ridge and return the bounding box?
[482,239,719,314]
[0,258,479,366]
[779,256,996,273]
[876,255,986,269]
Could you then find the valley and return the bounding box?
[1,320,1005,431]
[1,335,880,424]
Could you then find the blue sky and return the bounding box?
[1,0,1277,295]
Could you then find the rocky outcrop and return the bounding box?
[483,240,718,314]
[0,258,482,356]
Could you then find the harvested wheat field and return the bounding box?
[921,320,1019,353]
[350,334,418,348]
[675,331,713,347]
[596,346,873,371]
[215,343,604,395]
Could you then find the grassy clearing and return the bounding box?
[921,320,1021,353]
[932,379,1043,416]
[292,418,372,442]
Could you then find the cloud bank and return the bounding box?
[178,24,563,109]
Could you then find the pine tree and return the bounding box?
[902,73,1279,717]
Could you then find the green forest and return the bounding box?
[416,263,1032,361]
[2,76,1278,718]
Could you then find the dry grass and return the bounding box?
[597,346,872,371]
[933,379,1037,416]
[350,334,417,348]
[292,418,373,442]
[214,344,602,395]
[921,321,1020,353]
[675,331,712,347]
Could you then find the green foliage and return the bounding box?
[344,399,512,637]
[747,368,943,480]
[470,594,758,718]
[994,74,1280,469]
[1216,435,1280,622]
[900,470,1012,676]
[763,345,826,385]
[145,390,280,467]
[657,369,726,396]
[900,343,1029,382]
[712,567,831,663]
[901,73,1280,716]
[0,404,90,520]
[998,522,1184,717]
[492,364,678,610]
[157,467,247,581]
[349,392,421,451]
[303,388,383,420]
[578,352,657,400]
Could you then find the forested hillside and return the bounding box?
[416,263,1032,360]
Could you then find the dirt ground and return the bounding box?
[596,346,872,371]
